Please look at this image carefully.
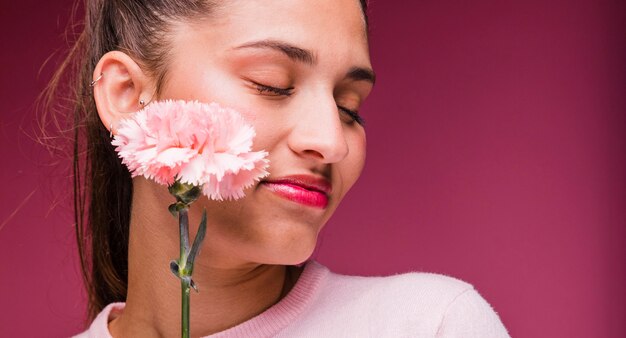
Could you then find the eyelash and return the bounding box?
[255,83,295,96]
[338,106,365,126]
[254,83,365,126]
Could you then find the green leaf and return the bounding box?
[169,202,190,217]
[190,279,198,293]
[168,203,178,217]
[170,260,180,278]
[186,209,207,273]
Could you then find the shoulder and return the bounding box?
[324,267,474,312]
[315,265,509,337]
[434,285,510,338]
[71,303,124,338]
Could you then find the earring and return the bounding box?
[90,73,103,87]
[139,99,145,106]
[109,123,114,138]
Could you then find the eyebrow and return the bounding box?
[347,66,376,85]
[234,39,316,65]
[234,39,376,85]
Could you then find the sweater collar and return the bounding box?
[209,260,328,337]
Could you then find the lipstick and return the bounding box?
[261,175,331,209]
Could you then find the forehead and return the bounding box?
[180,0,371,67]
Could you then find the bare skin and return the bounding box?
[93,0,374,336]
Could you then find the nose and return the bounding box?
[287,91,349,164]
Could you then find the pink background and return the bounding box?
[1,0,624,337]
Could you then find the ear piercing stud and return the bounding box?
[90,73,103,87]
[139,99,145,106]
[109,123,114,138]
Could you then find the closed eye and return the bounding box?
[338,106,365,126]
[252,81,364,126]
[253,82,295,97]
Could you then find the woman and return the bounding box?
[51,0,510,336]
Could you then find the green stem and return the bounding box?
[181,278,191,338]
[169,181,206,338]
[178,207,191,338]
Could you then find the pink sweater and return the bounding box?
[74,260,510,337]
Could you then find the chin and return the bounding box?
[287,243,317,265]
[259,229,319,266]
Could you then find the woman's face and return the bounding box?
[157,0,374,265]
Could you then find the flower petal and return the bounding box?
[112,100,270,200]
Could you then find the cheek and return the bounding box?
[343,131,367,188]
[159,63,246,111]
[246,109,290,150]
[163,72,286,146]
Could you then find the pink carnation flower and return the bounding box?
[112,100,269,200]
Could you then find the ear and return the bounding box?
[92,51,154,135]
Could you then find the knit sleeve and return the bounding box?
[435,288,510,338]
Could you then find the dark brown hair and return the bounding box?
[44,0,369,321]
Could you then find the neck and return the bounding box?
[109,179,302,337]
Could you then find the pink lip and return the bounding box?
[261,175,332,209]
